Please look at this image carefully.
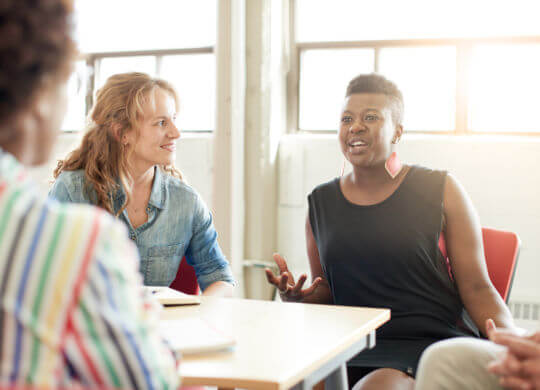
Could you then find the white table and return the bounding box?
[163,297,390,390]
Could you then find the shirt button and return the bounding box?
[130,233,136,240]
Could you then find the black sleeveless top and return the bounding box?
[308,166,474,376]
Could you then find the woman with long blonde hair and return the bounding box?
[51,72,235,296]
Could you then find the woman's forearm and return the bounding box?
[202,281,234,297]
[464,284,515,335]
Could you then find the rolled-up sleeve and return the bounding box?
[184,194,235,291]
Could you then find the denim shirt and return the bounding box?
[49,167,235,291]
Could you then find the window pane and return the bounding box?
[160,54,215,131]
[296,0,540,42]
[75,0,216,53]
[299,49,374,130]
[469,44,540,133]
[96,56,156,89]
[378,47,456,131]
[62,61,87,131]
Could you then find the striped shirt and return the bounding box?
[0,149,180,389]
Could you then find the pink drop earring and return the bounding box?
[385,151,402,179]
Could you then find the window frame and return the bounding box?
[288,1,540,136]
[71,47,215,134]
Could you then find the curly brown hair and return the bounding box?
[0,0,76,128]
[54,72,183,216]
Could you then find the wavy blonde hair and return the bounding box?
[54,72,182,216]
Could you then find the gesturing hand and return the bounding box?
[265,253,322,302]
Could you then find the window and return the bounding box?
[63,0,216,132]
[469,44,540,132]
[299,49,374,130]
[294,0,540,134]
[62,61,88,131]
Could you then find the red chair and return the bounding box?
[170,257,200,295]
[438,227,520,302]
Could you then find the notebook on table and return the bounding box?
[144,286,201,306]
[160,318,236,354]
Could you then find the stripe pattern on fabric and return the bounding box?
[0,150,180,388]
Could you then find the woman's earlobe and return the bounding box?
[392,126,404,144]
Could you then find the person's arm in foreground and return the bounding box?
[62,211,179,388]
[487,320,540,390]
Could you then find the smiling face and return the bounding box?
[124,87,180,171]
[338,93,403,169]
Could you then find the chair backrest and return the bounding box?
[438,227,520,302]
[169,257,200,295]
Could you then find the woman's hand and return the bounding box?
[486,319,529,339]
[487,319,540,390]
[265,253,322,302]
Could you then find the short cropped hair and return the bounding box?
[346,73,404,125]
[0,0,76,126]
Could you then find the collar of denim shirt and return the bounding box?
[112,166,168,213]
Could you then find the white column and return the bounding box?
[213,0,246,296]
[243,0,288,297]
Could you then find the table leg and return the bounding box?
[324,363,348,390]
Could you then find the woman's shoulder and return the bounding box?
[405,165,449,202]
[407,164,448,185]
[50,169,90,202]
[42,197,136,270]
[309,177,340,199]
[55,169,86,185]
[161,173,201,204]
[163,173,195,194]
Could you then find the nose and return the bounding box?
[169,121,181,139]
[349,119,366,133]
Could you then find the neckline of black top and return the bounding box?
[334,165,416,209]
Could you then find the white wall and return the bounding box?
[278,133,540,305]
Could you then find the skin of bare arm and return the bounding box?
[202,281,234,297]
[443,174,516,336]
